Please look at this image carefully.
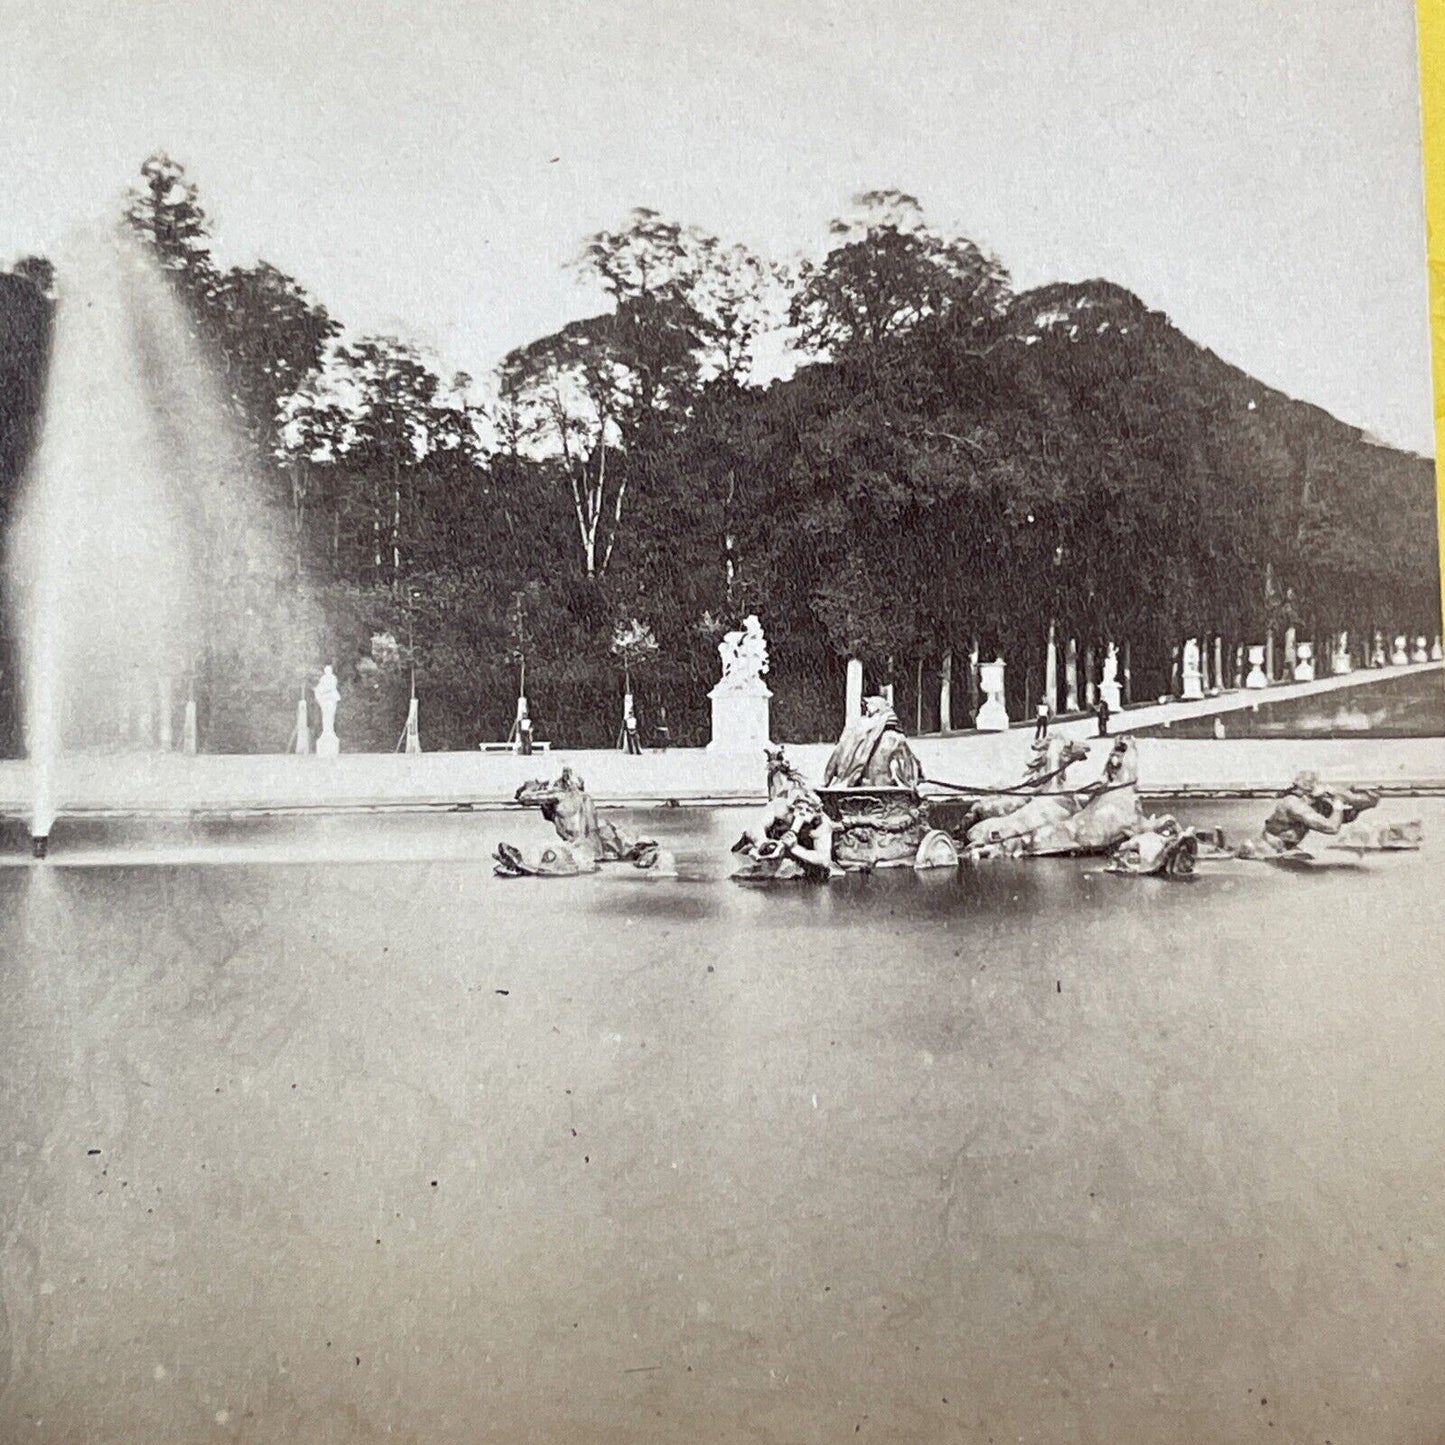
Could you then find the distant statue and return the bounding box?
[1099,642,1123,711]
[314,665,340,757]
[716,614,770,693]
[1181,638,1203,698]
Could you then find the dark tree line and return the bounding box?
[0,163,1437,753]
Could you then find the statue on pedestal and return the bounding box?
[1099,644,1122,713]
[715,615,769,693]
[1245,645,1268,689]
[1180,638,1204,699]
[314,665,341,757]
[1293,641,1315,682]
[708,614,773,752]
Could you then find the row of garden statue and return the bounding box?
[495,696,1421,880]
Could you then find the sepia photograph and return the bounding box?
[0,1,1442,1440]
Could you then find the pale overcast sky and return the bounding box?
[0,0,1434,453]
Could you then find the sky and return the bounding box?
[0,0,1435,453]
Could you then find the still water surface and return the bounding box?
[0,801,1442,1443]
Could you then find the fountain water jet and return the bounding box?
[5,222,318,852]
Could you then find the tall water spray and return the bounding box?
[5,223,315,851]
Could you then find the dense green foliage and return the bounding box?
[0,162,1438,752]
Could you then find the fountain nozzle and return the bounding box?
[30,835,48,860]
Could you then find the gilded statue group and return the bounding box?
[494,694,1422,881]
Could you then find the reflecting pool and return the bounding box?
[0,800,1441,1442]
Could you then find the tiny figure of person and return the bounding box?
[1095,695,1110,737]
[653,705,672,751]
[518,712,534,756]
[1033,700,1050,742]
[623,705,642,755]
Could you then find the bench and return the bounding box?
[479,741,551,754]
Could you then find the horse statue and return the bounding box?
[1016,737,1152,855]
[964,737,1152,857]
[494,768,677,878]
[962,737,1099,852]
[957,736,1092,832]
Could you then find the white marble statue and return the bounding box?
[708,615,772,751]
[1181,637,1203,700]
[715,614,770,693]
[314,665,341,757]
[1099,643,1122,712]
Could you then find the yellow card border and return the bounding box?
[1421,0,1445,622]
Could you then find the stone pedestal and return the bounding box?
[1245,645,1268,689]
[708,682,772,752]
[1293,641,1315,682]
[1099,679,1122,713]
[1332,634,1353,675]
[1392,636,1409,666]
[975,659,1010,731]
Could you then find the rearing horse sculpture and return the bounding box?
[962,736,1092,830]
[969,737,1151,857]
